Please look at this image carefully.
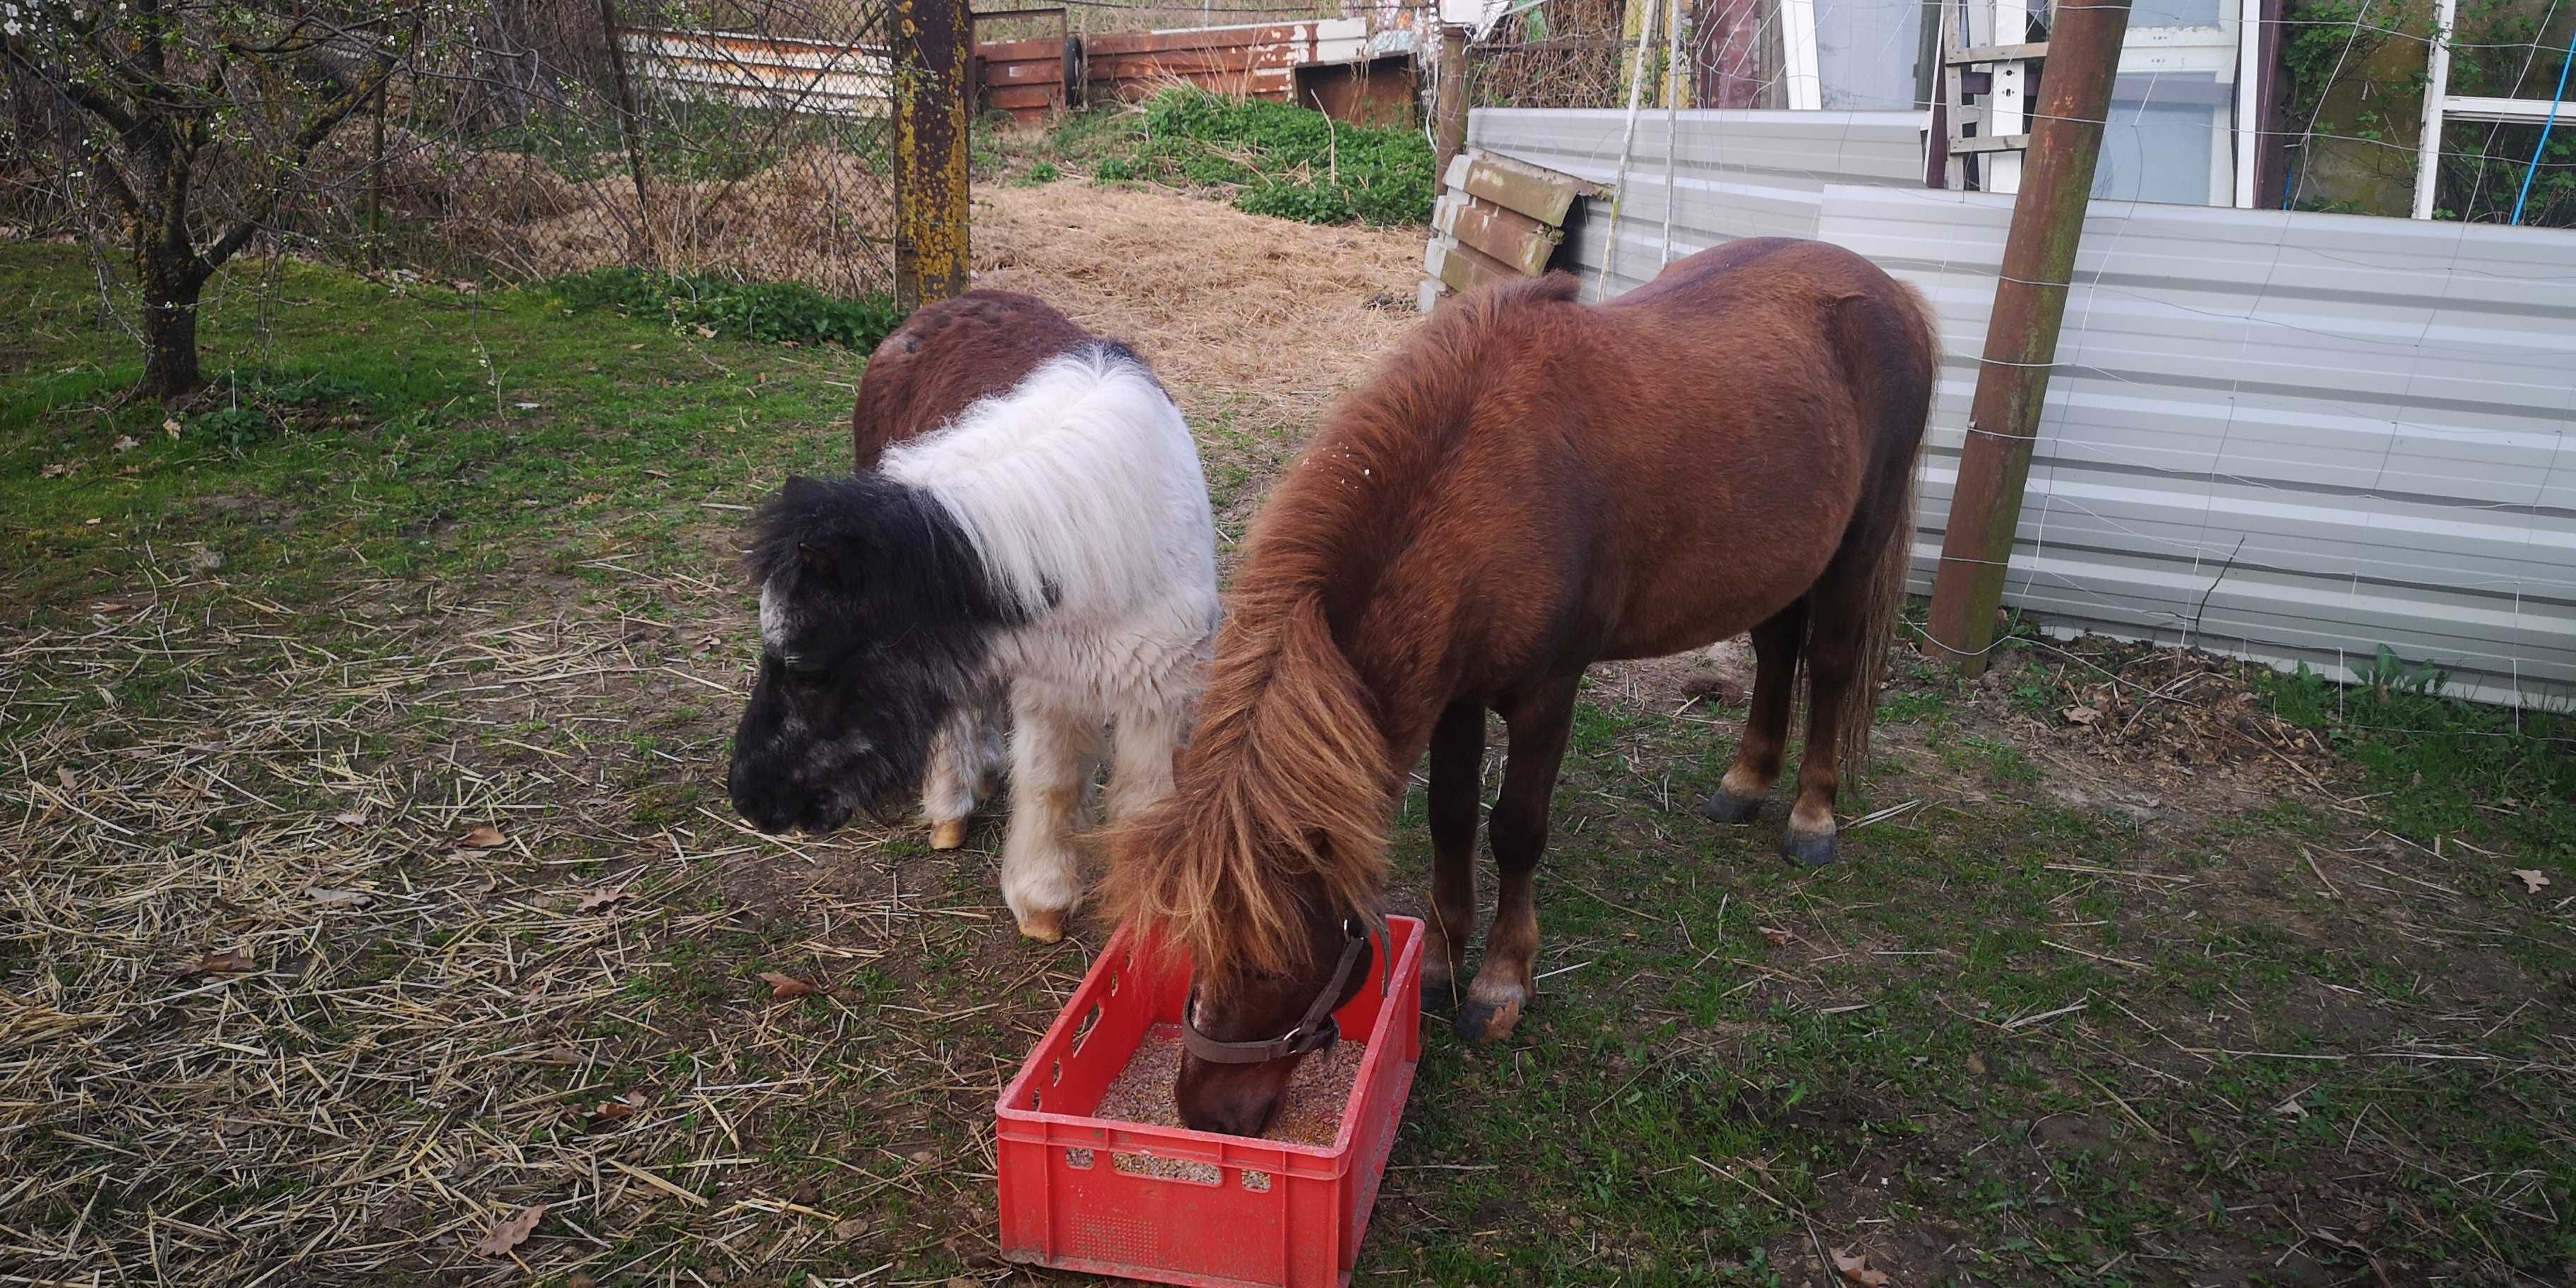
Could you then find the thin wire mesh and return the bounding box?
[0,0,902,297]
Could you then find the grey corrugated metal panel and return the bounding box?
[1467,108,1928,190]
[1468,108,1931,302]
[1817,183,2576,705]
[2003,470,2575,604]
[1563,185,1834,300]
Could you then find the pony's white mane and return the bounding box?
[878,346,1212,624]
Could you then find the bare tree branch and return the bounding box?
[198,43,400,275]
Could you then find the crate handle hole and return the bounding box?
[1241,1169,1273,1192]
[1111,1152,1220,1186]
[1065,1147,1093,1169]
[1107,970,1119,997]
[1070,1003,1102,1055]
[1049,1059,1062,1086]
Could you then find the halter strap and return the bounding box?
[1180,914,1385,1065]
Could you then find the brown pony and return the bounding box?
[1104,239,1936,1135]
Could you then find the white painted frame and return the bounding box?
[2413,0,2457,218]
[1781,0,1824,110]
[2407,0,2576,218]
[2234,0,2262,205]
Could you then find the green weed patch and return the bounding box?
[1095,89,1434,227]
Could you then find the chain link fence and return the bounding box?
[2,0,905,299]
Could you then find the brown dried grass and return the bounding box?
[314,131,900,296]
[0,576,1025,1282]
[453,146,898,297]
[970,181,1421,439]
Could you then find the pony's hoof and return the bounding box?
[1452,986,1526,1044]
[1699,790,1765,825]
[929,819,967,851]
[1016,909,1066,943]
[1779,831,1838,868]
[1421,965,1460,1013]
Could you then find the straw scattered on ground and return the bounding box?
[972,181,1422,433]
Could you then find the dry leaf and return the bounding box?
[568,1276,598,1288]
[832,1215,871,1241]
[333,811,367,827]
[308,887,372,907]
[577,886,630,912]
[590,1090,648,1122]
[188,949,254,975]
[40,462,68,478]
[56,767,76,791]
[459,823,506,849]
[113,435,139,453]
[1966,1051,1988,1076]
[1758,926,1792,947]
[2061,705,2102,726]
[2273,1094,2307,1119]
[761,971,825,999]
[532,1045,585,1066]
[2512,869,2550,895]
[692,324,716,338]
[162,417,183,439]
[471,1203,546,1257]
[1831,1248,1891,1287]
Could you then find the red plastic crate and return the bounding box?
[996,915,1424,1287]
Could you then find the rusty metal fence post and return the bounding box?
[894,0,972,308]
[1921,0,2134,674]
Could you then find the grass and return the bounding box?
[5,238,2573,1286]
[1035,89,1436,226]
[2,244,879,610]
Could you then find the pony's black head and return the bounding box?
[727,474,1026,835]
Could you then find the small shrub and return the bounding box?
[190,404,276,453]
[545,270,903,349]
[1023,160,1061,185]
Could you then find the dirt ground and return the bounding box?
[4,184,2569,1288]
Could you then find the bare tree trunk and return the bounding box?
[141,263,205,400]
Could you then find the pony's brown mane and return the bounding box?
[1103,273,1584,991]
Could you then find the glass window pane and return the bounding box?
[2093,75,2220,205]
[1815,0,1927,109]
[2128,0,2224,28]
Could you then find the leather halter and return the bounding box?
[1181,914,1385,1065]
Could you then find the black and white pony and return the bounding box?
[727,291,1219,942]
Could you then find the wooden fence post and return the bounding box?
[1921,0,2134,674]
[1433,25,1469,179]
[895,0,972,308]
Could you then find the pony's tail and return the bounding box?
[1102,587,1392,992]
[1839,281,1938,778]
[1841,458,1919,777]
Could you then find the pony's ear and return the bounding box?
[796,540,840,583]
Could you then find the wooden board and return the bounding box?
[1426,237,1523,296]
[1459,152,1604,227]
[1436,196,1561,278]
